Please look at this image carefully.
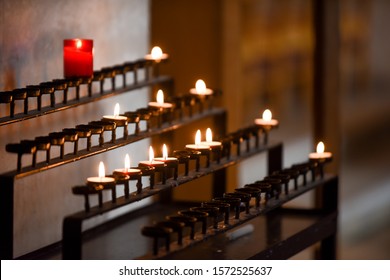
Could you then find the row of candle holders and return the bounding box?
[141,158,331,256]
[0,58,159,118]
[68,122,276,213]
[5,91,221,173]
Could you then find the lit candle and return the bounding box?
[148,89,173,109]
[154,144,179,180]
[64,39,93,78]
[309,141,333,160]
[309,141,333,179]
[189,79,213,95]
[185,130,211,151]
[103,103,128,125]
[114,154,142,176]
[254,109,279,127]
[139,146,166,168]
[201,128,222,163]
[144,46,168,62]
[201,128,222,148]
[87,161,115,186]
[154,144,179,162]
[254,109,278,145]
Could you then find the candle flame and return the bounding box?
[114,103,120,117]
[156,89,164,105]
[149,146,154,163]
[316,141,325,153]
[195,130,201,145]
[262,109,272,122]
[124,154,130,171]
[163,144,168,160]
[206,128,213,142]
[151,46,163,60]
[195,79,207,94]
[98,161,105,179]
[76,39,82,49]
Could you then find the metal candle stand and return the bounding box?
[3,91,221,174]
[140,157,333,258]
[0,52,338,261]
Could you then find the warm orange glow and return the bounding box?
[151,46,163,60]
[156,90,164,105]
[206,128,213,142]
[195,130,201,145]
[195,79,207,94]
[316,141,325,153]
[114,103,120,117]
[149,146,154,163]
[124,154,130,170]
[98,161,105,178]
[76,39,82,49]
[262,109,272,121]
[163,144,168,160]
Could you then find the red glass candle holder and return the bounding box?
[64,39,93,78]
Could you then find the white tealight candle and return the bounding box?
[102,103,128,125]
[201,128,222,148]
[154,144,179,163]
[186,129,210,150]
[114,154,141,175]
[254,109,279,127]
[148,89,173,109]
[309,141,333,160]
[139,146,166,167]
[87,161,115,185]
[144,46,168,62]
[189,79,213,95]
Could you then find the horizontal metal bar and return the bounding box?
[1,108,226,179]
[0,75,172,126]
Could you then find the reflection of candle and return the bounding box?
[144,46,168,62]
[103,103,128,125]
[309,141,333,160]
[254,109,279,127]
[64,39,93,78]
[201,128,222,148]
[186,130,210,150]
[148,90,173,109]
[114,154,142,175]
[139,146,166,167]
[87,161,115,185]
[189,79,213,95]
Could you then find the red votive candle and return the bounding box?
[64,39,93,78]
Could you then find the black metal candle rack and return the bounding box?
[0,54,338,260]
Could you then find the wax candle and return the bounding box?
[201,128,222,163]
[201,128,222,148]
[189,79,213,95]
[148,90,173,109]
[144,46,168,62]
[254,109,279,127]
[87,161,115,186]
[64,39,93,78]
[114,154,142,176]
[139,146,166,168]
[103,103,128,125]
[154,144,179,180]
[186,130,210,151]
[309,141,333,160]
[155,144,179,163]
